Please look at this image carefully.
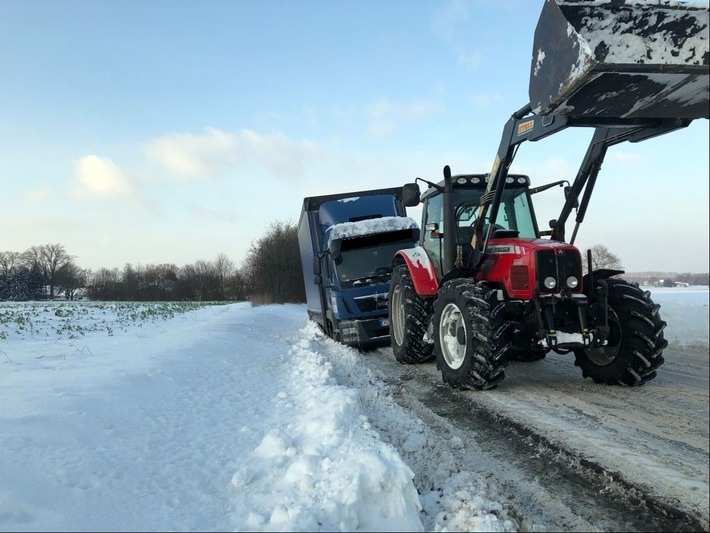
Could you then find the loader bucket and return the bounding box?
[530,0,709,120]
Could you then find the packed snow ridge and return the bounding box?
[328,216,419,240]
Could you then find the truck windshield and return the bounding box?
[334,229,417,286]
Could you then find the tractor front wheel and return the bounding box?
[574,279,667,386]
[433,279,511,390]
[389,264,435,364]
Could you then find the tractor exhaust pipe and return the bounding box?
[443,165,456,274]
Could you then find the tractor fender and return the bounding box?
[393,246,438,296]
[583,269,625,296]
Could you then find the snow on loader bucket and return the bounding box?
[530,0,709,120]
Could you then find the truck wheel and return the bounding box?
[389,264,435,364]
[433,279,511,390]
[574,279,667,386]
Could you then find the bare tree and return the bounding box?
[590,244,623,271]
[214,252,235,299]
[121,263,144,300]
[143,263,178,300]
[20,246,46,297]
[35,244,75,299]
[56,263,88,300]
[242,221,305,304]
[0,251,22,276]
[88,267,121,300]
[21,246,42,270]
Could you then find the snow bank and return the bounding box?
[230,329,423,532]
[328,216,418,241]
[300,323,518,532]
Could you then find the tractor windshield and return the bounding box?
[453,187,537,238]
[422,183,539,278]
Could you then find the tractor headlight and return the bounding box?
[543,276,557,289]
[566,276,579,289]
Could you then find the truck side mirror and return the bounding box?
[329,239,342,261]
[402,183,421,207]
[313,275,322,285]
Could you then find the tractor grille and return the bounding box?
[535,248,582,293]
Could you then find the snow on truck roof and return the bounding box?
[327,216,419,240]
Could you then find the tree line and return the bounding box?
[3,234,706,303]
[1,222,306,304]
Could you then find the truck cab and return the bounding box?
[298,187,419,349]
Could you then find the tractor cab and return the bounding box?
[419,174,538,279]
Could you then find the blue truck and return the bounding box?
[298,185,420,349]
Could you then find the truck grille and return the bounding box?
[535,248,582,293]
[353,293,389,312]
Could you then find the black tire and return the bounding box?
[574,279,667,386]
[389,264,435,364]
[433,279,512,390]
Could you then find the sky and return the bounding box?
[0,288,707,531]
[1,0,708,273]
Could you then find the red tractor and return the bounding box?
[389,0,709,389]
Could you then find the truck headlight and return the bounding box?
[566,276,579,289]
[544,276,557,289]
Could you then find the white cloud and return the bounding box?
[432,0,469,43]
[610,151,642,166]
[367,99,440,138]
[459,50,483,69]
[144,127,321,180]
[73,155,132,199]
[143,127,242,181]
[23,186,52,203]
[471,92,504,109]
[240,129,322,177]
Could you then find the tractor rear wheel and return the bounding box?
[433,279,511,390]
[389,264,435,364]
[574,279,667,386]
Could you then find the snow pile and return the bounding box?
[230,332,423,532]
[328,216,418,241]
[302,322,518,532]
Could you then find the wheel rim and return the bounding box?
[585,307,622,366]
[391,283,405,346]
[439,302,466,369]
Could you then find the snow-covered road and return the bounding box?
[0,289,707,531]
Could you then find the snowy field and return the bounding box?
[0,286,707,532]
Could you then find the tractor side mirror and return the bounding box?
[402,183,421,207]
[425,222,442,239]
